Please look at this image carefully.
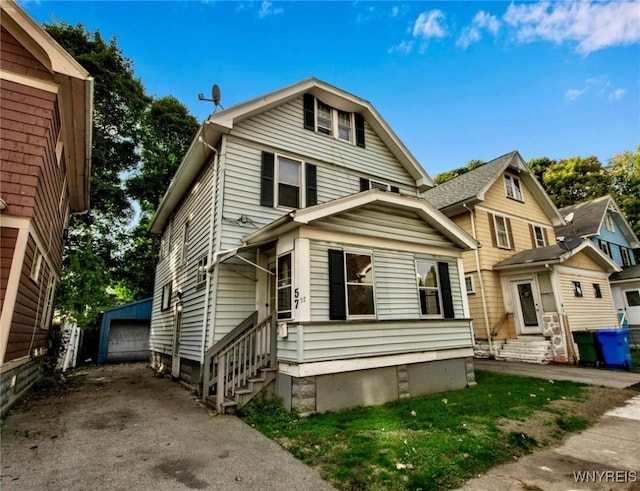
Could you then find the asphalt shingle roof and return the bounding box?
[556,195,610,238]
[423,152,518,210]
[494,244,568,268]
[610,264,640,281]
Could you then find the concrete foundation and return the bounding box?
[1,356,45,418]
[277,357,475,415]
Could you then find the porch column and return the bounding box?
[294,238,311,322]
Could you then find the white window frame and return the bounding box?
[345,251,376,318]
[275,155,303,210]
[494,215,510,249]
[315,99,354,144]
[604,213,615,232]
[465,274,475,295]
[573,281,583,298]
[621,246,631,267]
[593,283,603,298]
[180,221,190,265]
[55,132,64,167]
[277,252,293,320]
[416,260,442,317]
[370,180,390,191]
[30,248,43,282]
[196,256,208,288]
[599,239,611,258]
[161,282,172,311]
[533,226,546,248]
[504,174,523,201]
[40,276,57,330]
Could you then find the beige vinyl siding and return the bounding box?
[149,160,215,361]
[277,320,473,363]
[231,96,417,187]
[482,173,551,225]
[563,252,606,271]
[559,271,618,331]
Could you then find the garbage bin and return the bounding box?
[595,328,633,370]
[572,330,602,367]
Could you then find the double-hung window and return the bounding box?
[598,239,611,258]
[345,252,375,317]
[416,261,441,316]
[278,157,301,208]
[277,253,293,320]
[532,225,547,248]
[604,214,615,232]
[494,215,510,249]
[316,101,332,136]
[621,246,631,267]
[161,282,172,311]
[504,174,523,201]
[303,94,365,147]
[261,152,316,209]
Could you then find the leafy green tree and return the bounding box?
[608,146,640,236]
[541,156,611,208]
[527,157,556,183]
[433,159,485,184]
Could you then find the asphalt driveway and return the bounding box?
[0,363,336,491]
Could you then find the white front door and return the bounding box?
[513,281,542,335]
[171,306,183,378]
[623,289,640,325]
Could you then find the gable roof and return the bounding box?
[241,189,478,251]
[422,151,564,226]
[150,78,431,233]
[556,195,640,248]
[1,0,94,212]
[493,240,620,272]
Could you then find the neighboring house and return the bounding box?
[423,151,620,364]
[0,0,93,417]
[556,196,640,335]
[149,78,478,415]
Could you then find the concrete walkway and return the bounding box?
[0,363,336,491]
[475,359,640,389]
[459,360,640,490]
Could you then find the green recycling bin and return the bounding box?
[572,330,602,367]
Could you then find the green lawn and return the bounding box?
[240,370,590,491]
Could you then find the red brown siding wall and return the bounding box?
[4,235,51,362]
[0,26,53,82]
[0,227,19,314]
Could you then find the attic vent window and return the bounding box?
[504,175,523,202]
[303,94,365,147]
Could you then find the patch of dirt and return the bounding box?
[498,386,637,446]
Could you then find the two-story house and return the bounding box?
[423,151,620,364]
[556,196,640,337]
[0,0,93,416]
[148,78,479,414]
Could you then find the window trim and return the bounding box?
[161,282,173,311]
[494,215,511,249]
[598,239,611,258]
[621,246,631,267]
[277,252,293,321]
[30,248,43,282]
[465,274,475,295]
[180,220,190,266]
[40,276,57,330]
[533,225,547,248]
[315,99,354,143]
[604,214,615,232]
[416,260,443,317]
[593,283,603,298]
[504,174,523,201]
[196,256,208,288]
[276,155,303,210]
[344,251,376,319]
[573,281,583,298]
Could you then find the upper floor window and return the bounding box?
[181,220,190,265]
[359,178,400,194]
[40,276,57,330]
[493,215,511,249]
[465,274,475,295]
[604,213,615,232]
[30,249,43,282]
[593,283,603,298]
[573,281,583,297]
[504,174,523,201]
[598,239,611,258]
[303,94,365,147]
[196,256,208,288]
[161,282,172,311]
[621,246,631,267]
[532,225,547,248]
[261,152,317,209]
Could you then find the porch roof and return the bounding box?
[610,264,640,282]
[241,189,479,251]
[494,241,621,272]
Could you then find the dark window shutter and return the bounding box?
[529,224,536,248]
[506,218,515,250]
[437,262,455,319]
[488,213,497,248]
[360,178,370,192]
[303,94,315,131]
[328,249,346,320]
[305,163,317,207]
[390,186,400,194]
[355,113,365,148]
[261,152,274,207]
[543,228,549,246]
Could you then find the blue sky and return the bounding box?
[22,0,640,178]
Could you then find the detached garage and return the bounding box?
[98,298,153,364]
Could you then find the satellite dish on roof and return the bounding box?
[558,235,581,251]
[198,83,224,112]
[564,212,575,223]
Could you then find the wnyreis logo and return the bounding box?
[573,470,637,483]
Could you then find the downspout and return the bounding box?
[464,203,493,355]
[199,136,218,367]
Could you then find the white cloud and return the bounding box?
[258,0,283,19]
[457,10,500,49]
[565,88,587,102]
[388,40,414,55]
[504,0,640,54]
[412,10,448,39]
[609,88,627,100]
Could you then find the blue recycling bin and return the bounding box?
[595,328,633,370]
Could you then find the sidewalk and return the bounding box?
[459,360,640,490]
